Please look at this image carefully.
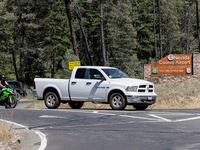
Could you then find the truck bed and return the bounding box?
[34,78,70,100]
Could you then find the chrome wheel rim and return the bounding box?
[112,95,122,108]
[47,95,56,106]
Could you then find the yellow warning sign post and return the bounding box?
[69,61,81,70]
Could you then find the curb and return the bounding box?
[0,119,47,150]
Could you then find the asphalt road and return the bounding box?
[1,102,200,150]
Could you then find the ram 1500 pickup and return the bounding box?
[33,66,157,110]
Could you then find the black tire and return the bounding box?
[44,92,60,109]
[109,92,126,110]
[133,105,148,110]
[15,92,20,101]
[69,101,84,109]
[5,97,17,109]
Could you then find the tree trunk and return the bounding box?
[19,24,27,96]
[11,45,19,81]
[158,0,162,59]
[196,0,200,51]
[16,0,26,95]
[153,0,158,61]
[64,0,79,60]
[51,49,56,78]
[186,0,193,54]
[100,0,107,66]
[51,4,56,78]
[105,0,109,64]
[74,7,94,66]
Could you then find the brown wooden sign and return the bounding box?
[151,54,192,75]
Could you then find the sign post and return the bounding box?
[69,61,81,70]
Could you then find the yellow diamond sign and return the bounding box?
[69,61,81,70]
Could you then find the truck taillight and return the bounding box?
[33,81,36,89]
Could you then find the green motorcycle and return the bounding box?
[0,85,17,108]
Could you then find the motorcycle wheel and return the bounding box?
[5,97,17,109]
[15,92,20,101]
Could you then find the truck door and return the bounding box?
[84,69,108,102]
[69,68,87,101]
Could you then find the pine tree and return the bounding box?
[107,0,137,70]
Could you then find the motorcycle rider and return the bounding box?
[0,75,9,104]
[0,75,17,108]
[0,74,9,89]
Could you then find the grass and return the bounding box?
[0,121,19,149]
[149,78,200,109]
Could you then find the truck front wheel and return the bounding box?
[133,105,148,110]
[44,92,60,109]
[109,92,126,110]
[69,101,84,109]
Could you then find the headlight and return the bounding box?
[126,86,138,92]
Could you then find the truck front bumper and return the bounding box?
[126,95,156,105]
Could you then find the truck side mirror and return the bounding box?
[94,74,105,80]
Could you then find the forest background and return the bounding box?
[0,0,199,95]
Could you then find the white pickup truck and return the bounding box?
[33,66,157,110]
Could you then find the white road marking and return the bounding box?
[0,119,47,150]
[149,114,172,122]
[35,130,47,150]
[119,115,159,121]
[18,108,200,123]
[39,115,66,118]
[92,111,116,116]
[92,111,98,113]
[150,112,200,116]
[0,119,29,130]
[174,116,200,122]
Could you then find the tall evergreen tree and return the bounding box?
[158,0,162,58]
[134,0,154,61]
[186,0,193,54]
[196,0,200,51]
[153,0,157,61]
[64,0,79,60]
[107,0,136,70]
[100,0,107,66]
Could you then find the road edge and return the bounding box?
[0,119,47,150]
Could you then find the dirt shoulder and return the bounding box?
[0,120,41,150]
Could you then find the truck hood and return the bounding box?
[109,78,153,86]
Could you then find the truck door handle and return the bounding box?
[71,82,77,85]
[86,82,91,85]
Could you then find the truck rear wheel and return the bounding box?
[109,92,126,110]
[133,105,148,110]
[69,101,84,109]
[44,92,60,109]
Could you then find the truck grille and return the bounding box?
[138,85,154,93]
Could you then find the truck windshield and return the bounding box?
[102,68,130,79]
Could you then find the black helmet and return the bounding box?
[1,75,5,80]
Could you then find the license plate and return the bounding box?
[148,97,152,100]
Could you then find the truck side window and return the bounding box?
[88,69,104,79]
[75,68,86,79]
